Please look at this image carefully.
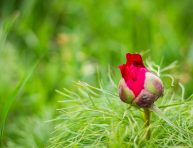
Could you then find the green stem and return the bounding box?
[144,108,151,140]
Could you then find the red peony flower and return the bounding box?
[118,53,164,108]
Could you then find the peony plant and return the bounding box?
[118,53,164,139]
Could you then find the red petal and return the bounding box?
[119,53,148,97]
[126,53,144,67]
[118,64,125,76]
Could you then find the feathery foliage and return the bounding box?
[49,63,193,147]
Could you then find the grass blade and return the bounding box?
[0,62,38,144]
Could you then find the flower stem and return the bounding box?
[144,108,151,140]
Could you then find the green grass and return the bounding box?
[0,0,193,147]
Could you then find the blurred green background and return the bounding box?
[0,0,193,147]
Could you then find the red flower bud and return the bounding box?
[118,53,164,108]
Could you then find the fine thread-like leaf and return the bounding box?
[150,105,193,136]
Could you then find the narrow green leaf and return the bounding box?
[0,61,38,143]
